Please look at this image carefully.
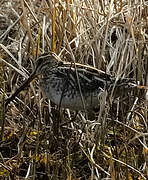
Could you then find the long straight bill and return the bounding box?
[5,71,37,107]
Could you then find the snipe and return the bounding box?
[34,52,135,110]
[5,52,136,110]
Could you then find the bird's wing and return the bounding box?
[54,62,113,92]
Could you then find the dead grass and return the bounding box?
[0,0,148,179]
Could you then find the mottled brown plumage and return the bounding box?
[35,52,134,110]
[6,52,136,110]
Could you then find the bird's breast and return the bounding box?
[39,70,104,110]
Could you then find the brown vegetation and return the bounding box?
[0,0,148,179]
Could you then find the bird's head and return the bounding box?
[35,52,61,75]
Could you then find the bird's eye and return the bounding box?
[58,61,64,66]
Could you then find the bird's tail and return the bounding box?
[108,78,147,98]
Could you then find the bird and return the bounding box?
[5,52,137,110]
[34,52,136,111]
